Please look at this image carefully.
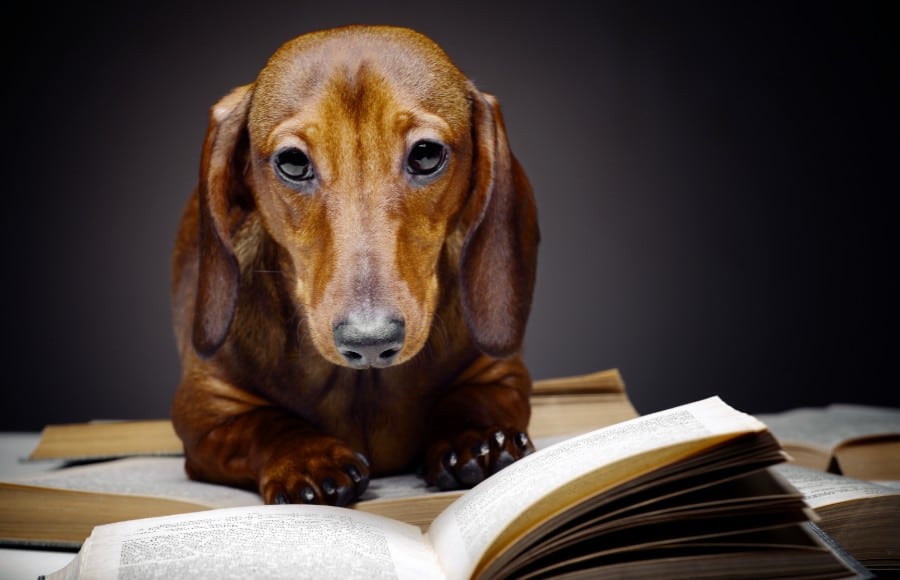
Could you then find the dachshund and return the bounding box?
[171,25,539,507]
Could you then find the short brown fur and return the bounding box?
[171,25,539,505]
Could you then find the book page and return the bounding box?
[67,505,444,580]
[361,472,434,500]
[8,457,262,508]
[774,464,900,510]
[757,405,900,452]
[355,437,599,530]
[10,458,460,508]
[427,397,765,580]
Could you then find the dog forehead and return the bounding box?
[248,26,470,135]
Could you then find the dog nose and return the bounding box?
[333,316,405,369]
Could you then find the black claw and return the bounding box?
[491,450,515,474]
[274,492,290,505]
[515,432,530,449]
[300,485,316,503]
[345,464,369,497]
[433,466,459,491]
[457,457,485,487]
[492,431,506,447]
[443,451,459,469]
[348,454,371,497]
[334,484,354,507]
[357,473,371,497]
[322,478,337,497]
[472,441,490,458]
[346,465,362,484]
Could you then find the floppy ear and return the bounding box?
[460,88,540,358]
[192,85,254,358]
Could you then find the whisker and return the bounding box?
[252,269,285,275]
[427,309,454,356]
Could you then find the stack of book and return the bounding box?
[1,369,896,579]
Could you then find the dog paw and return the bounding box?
[424,428,535,491]
[259,436,370,506]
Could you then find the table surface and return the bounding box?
[1,433,78,580]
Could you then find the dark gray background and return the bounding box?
[4,1,898,430]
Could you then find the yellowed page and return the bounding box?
[833,437,900,480]
[427,397,767,580]
[43,505,444,580]
[29,420,181,461]
[531,368,624,395]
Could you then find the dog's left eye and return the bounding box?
[406,140,447,176]
[274,148,315,183]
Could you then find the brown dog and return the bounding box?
[171,25,539,506]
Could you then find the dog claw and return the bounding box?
[320,478,355,507]
[300,485,317,503]
[491,450,516,474]
[515,431,532,451]
[434,472,458,491]
[428,451,461,490]
[345,464,370,497]
[458,457,485,487]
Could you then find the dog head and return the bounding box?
[191,25,539,369]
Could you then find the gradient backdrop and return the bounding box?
[4,1,898,430]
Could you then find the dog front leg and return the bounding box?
[172,376,370,506]
[424,355,535,490]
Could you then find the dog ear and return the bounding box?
[192,85,253,358]
[460,88,540,358]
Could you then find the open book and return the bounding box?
[757,404,900,480]
[774,464,900,574]
[40,398,863,580]
[2,369,636,548]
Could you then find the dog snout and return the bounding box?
[333,314,406,369]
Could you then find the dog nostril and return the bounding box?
[379,348,399,360]
[342,350,363,361]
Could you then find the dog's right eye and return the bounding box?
[407,140,447,177]
[274,148,315,183]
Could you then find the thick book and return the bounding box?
[25,369,636,462]
[1,369,636,548]
[757,404,900,480]
[39,397,862,580]
[774,464,900,574]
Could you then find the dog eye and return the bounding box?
[274,148,315,182]
[406,141,447,176]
